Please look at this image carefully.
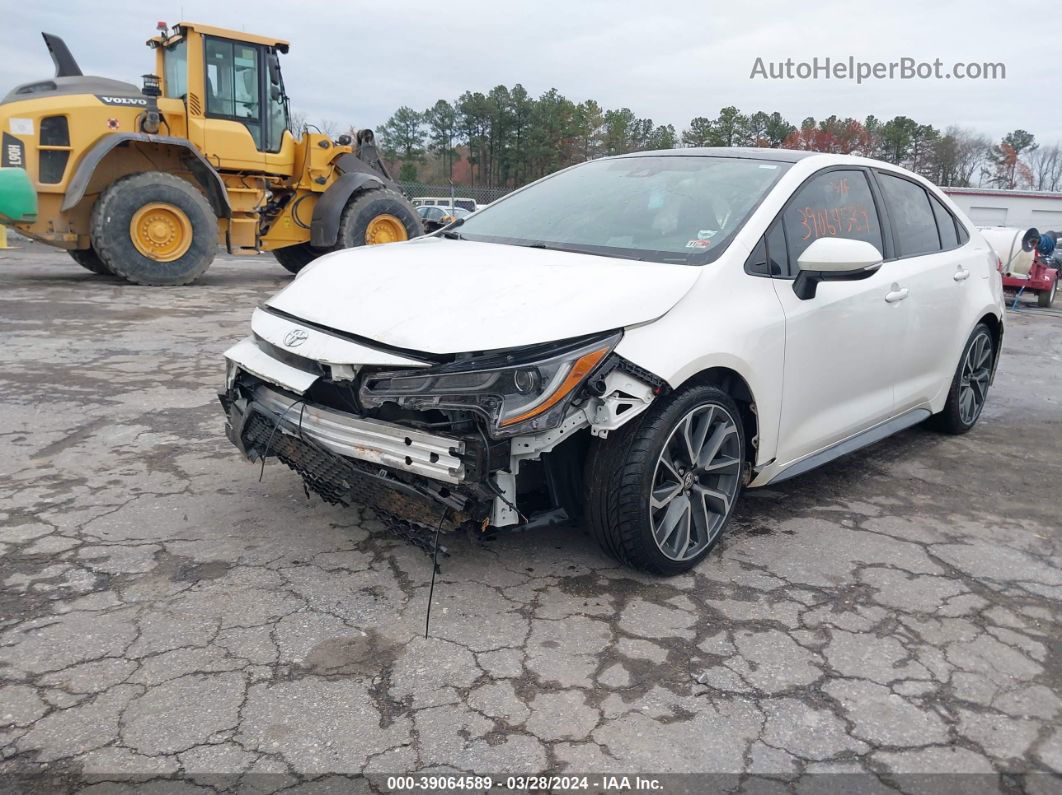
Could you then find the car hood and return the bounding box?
[266,237,702,354]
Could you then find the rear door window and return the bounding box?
[877,173,941,257]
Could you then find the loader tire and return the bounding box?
[91,172,216,286]
[336,188,423,249]
[68,247,112,276]
[273,243,326,275]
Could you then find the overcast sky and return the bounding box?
[5,0,1056,144]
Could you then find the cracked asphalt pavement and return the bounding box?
[1,243,1060,791]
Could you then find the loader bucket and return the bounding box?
[0,168,37,223]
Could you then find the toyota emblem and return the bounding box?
[283,328,309,348]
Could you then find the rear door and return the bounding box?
[770,167,902,466]
[873,171,967,411]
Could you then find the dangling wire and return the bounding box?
[424,509,450,640]
[258,397,305,481]
[296,402,312,499]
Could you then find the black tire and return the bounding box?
[335,188,423,248]
[931,323,995,435]
[68,247,112,275]
[1038,275,1057,308]
[584,385,746,575]
[91,172,216,286]
[273,243,327,275]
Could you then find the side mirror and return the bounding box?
[267,53,281,86]
[793,237,883,300]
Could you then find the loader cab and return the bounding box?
[153,22,294,173]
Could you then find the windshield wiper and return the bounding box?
[439,217,465,239]
[515,240,648,262]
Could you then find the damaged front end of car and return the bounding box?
[219,308,663,541]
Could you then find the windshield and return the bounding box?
[456,156,790,264]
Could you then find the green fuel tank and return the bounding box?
[0,168,37,224]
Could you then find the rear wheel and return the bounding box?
[585,385,745,575]
[931,323,994,435]
[68,247,112,275]
[273,242,327,275]
[91,172,216,286]
[1038,275,1057,308]
[336,189,422,248]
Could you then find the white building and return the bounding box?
[943,187,1062,232]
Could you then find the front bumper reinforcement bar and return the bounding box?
[220,390,472,532]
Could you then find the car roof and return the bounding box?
[615,147,822,163]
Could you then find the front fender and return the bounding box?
[310,171,385,248]
[61,133,230,216]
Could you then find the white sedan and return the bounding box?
[221,148,1004,575]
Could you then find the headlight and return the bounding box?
[359,332,621,436]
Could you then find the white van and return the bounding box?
[411,196,476,212]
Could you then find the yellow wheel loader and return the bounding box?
[0,22,422,285]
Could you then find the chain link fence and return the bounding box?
[398,183,512,207]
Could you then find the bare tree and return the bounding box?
[1027,144,1062,191]
[932,127,989,187]
[954,130,990,187]
[287,109,308,137]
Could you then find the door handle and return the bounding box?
[885,287,909,303]
[954,268,970,281]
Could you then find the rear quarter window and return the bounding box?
[929,193,959,250]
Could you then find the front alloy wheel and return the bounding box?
[585,384,746,575]
[650,404,742,562]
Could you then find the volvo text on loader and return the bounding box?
[0,22,422,285]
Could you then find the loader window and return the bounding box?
[264,50,289,152]
[162,39,187,100]
[204,37,262,148]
